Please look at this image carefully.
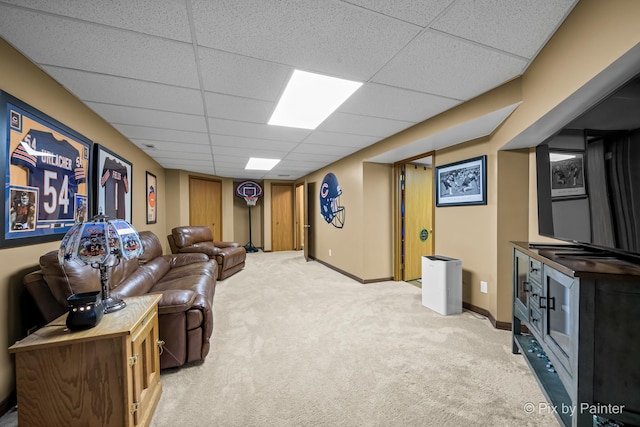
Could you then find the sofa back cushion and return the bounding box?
[172,226,213,248]
[138,230,164,263]
[39,251,100,308]
[39,250,145,305]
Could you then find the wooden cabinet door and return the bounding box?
[130,309,161,427]
[271,183,294,251]
[189,177,222,240]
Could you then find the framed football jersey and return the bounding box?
[95,145,132,223]
[1,91,93,248]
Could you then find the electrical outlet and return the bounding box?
[480,281,488,293]
[329,249,332,256]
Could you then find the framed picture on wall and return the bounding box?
[0,90,93,248]
[146,171,157,224]
[95,145,132,222]
[435,155,487,207]
[549,150,586,199]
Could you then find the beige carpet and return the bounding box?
[151,250,558,427]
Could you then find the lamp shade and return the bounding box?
[58,215,143,266]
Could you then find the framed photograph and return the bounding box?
[1,91,93,248]
[146,171,157,224]
[95,145,132,222]
[436,155,487,207]
[549,150,586,199]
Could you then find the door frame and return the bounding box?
[393,152,435,281]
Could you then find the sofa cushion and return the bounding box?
[39,251,100,307]
[172,226,213,248]
[138,230,164,264]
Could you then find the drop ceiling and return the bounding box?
[0,0,579,180]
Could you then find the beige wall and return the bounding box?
[2,0,640,409]
[0,39,166,402]
[298,0,640,323]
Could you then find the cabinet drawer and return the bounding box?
[529,258,542,284]
[530,282,543,310]
[528,306,543,335]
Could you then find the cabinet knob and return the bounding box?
[157,339,166,355]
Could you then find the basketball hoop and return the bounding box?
[235,181,263,253]
[244,195,258,206]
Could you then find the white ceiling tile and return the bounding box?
[0,1,577,180]
[0,0,192,42]
[208,118,312,142]
[152,152,213,162]
[341,0,453,27]
[209,135,298,152]
[86,103,207,133]
[373,30,528,99]
[0,5,199,87]
[276,159,332,170]
[43,67,204,115]
[339,82,462,122]
[114,124,210,145]
[198,48,292,101]
[211,145,288,157]
[191,0,420,80]
[292,143,359,156]
[213,156,251,167]
[318,112,413,137]
[432,0,577,59]
[131,139,212,154]
[285,152,343,163]
[301,132,379,148]
[204,92,274,123]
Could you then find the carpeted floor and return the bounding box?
[150,250,558,427]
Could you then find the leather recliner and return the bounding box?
[168,226,246,280]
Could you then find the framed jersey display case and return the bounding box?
[95,145,132,222]
[1,91,93,248]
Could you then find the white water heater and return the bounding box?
[421,255,462,315]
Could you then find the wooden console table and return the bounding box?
[9,294,163,427]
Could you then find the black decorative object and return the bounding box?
[66,291,103,330]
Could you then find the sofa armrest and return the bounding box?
[213,241,240,249]
[167,253,209,268]
[150,289,197,314]
[178,244,221,257]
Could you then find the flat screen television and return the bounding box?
[536,75,640,262]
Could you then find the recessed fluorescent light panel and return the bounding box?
[245,157,281,171]
[268,70,362,130]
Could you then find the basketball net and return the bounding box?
[244,196,258,207]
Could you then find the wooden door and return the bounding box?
[404,163,434,281]
[295,183,304,251]
[271,183,294,251]
[306,181,315,260]
[189,177,222,240]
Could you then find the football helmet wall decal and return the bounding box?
[319,172,345,228]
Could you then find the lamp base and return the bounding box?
[102,296,126,314]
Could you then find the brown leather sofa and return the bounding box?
[168,226,246,280]
[23,230,217,369]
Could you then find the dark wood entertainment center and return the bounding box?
[512,242,640,427]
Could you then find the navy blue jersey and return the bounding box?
[11,129,86,221]
[100,156,129,220]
